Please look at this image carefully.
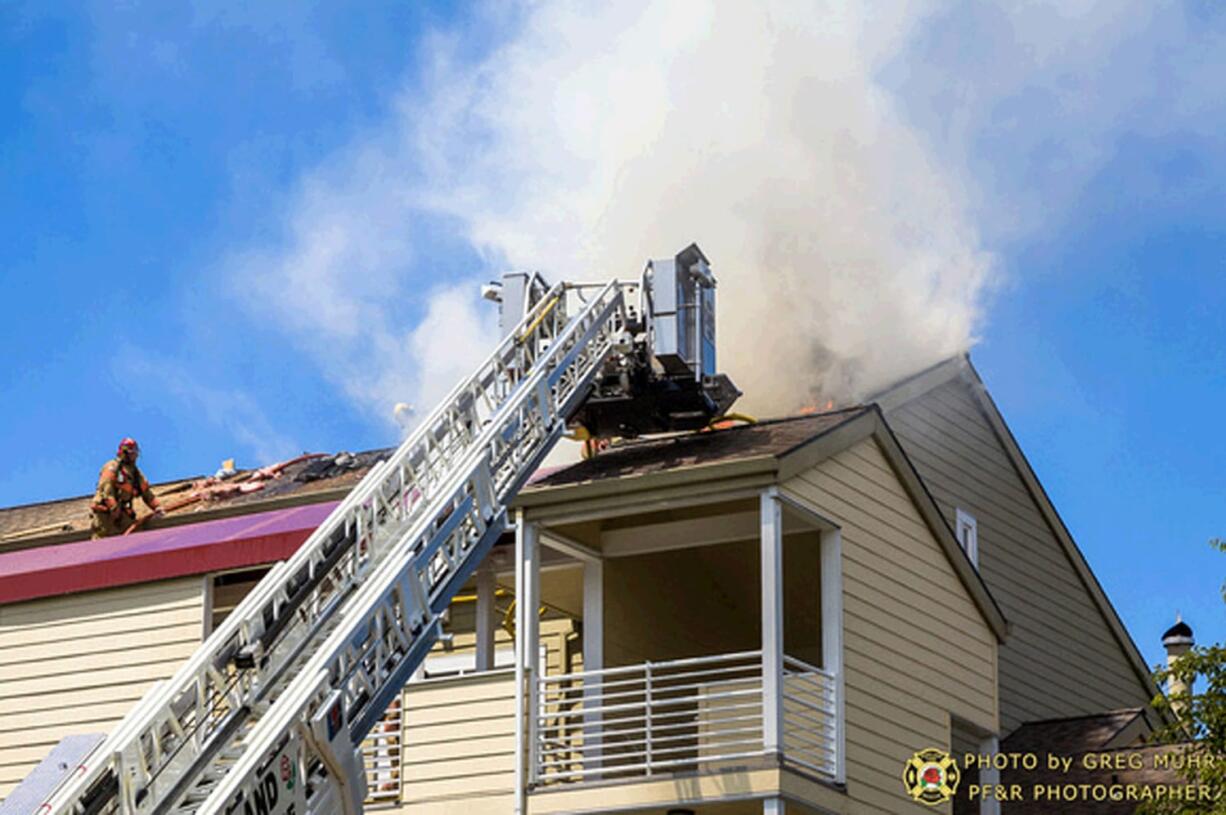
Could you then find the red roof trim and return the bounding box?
[0,502,338,604]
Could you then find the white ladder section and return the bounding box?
[39,280,630,815]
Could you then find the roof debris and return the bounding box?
[1,410,859,545]
[295,452,366,483]
[0,448,393,547]
[0,521,74,543]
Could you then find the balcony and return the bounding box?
[534,650,839,787]
[361,698,403,806]
[354,485,850,813]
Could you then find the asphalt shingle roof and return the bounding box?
[529,408,869,489]
[1004,709,1148,756]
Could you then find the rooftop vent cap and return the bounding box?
[1162,615,1194,648]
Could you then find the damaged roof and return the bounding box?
[1,413,870,548]
[1,411,874,549]
[0,449,393,551]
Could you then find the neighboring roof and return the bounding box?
[998,743,1188,815]
[0,502,336,604]
[1004,708,1149,756]
[0,450,391,552]
[530,409,867,488]
[523,405,1010,643]
[871,353,1165,720]
[999,707,1194,814]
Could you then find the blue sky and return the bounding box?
[1,2,1223,673]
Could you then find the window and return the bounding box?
[206,566,272,634]
[955,508,978,567]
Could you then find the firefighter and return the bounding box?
[90,437,163,539]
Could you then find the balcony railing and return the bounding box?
[782,654,838,779]
[534,650,837,786]
[362,698,403,805]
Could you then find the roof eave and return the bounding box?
[516,454,780,511]
[518,407,1010,644]
[865,353,969,412]
[868,408,1010,643]
[777,406,1009,643]
[877,354,1164,715]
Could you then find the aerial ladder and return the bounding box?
[32,244,739,815]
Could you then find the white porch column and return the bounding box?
[582,558,604,774]
[979,735,1001,815]
[820,528,845,784]
[475,558,496,672]
[760,488,784,757]
[514,511,541,813]
[763,797,785,815]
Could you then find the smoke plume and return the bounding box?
[409,2,992,412]
[229,0,1221,422]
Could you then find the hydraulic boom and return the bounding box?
[32,245,738,815]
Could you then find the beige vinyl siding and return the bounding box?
[887,379,1151,734]
[400,670,517,813]
[785,437,998,815]
[0,577,204,797]
[398,620,577,813]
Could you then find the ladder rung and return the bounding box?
[42,280,631,815]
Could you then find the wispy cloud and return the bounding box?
[225,159,500,427]
[116,350,301,466]
[222,0,1226,419]
[885,1,1226,243]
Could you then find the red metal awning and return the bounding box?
[0,502,338,604]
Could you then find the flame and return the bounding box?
[798,399,835,416]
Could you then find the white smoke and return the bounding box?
[408,1,992,410]
[227,157,500,425]
[227,0,1222,420]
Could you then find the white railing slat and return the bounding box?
[533,650,837,787]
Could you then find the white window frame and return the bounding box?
[955,508,979,567]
